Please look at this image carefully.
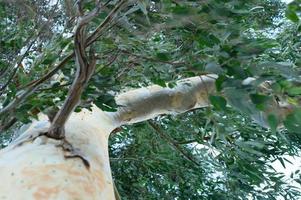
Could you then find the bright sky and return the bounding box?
[271,156,301,200]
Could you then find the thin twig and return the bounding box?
[0,117,17,133]
[86,0,129,46]
[176,139,197,145]
[0,37,37,94]
[96,50,121,73]
[148,120,200,166]
[37,82,72,92]
[120,49,187,67]
[0,0,131,117]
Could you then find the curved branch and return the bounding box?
[109,74,293,131]
[86,0,129,46]
[0,0,130,118]
[110,74,217,127]
[47,2,100,139]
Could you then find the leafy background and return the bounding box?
[1,0,301,199]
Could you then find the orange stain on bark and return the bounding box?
[33,186,59,200]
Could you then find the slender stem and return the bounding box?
[0,38,37,94]
[86,0,129,46]
[0,117,17,133]
[148,120,200,166]
[0,1,129,118]
[120,50,186,67]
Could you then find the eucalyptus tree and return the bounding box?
[0,0,301,199]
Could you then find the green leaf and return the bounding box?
[287,87,301,96]
[285,9,299,23]
[94,94,117,112]
[197,31,220,48]
[151,78,166,87]
[278,157,286,169]
[284,109,301,133]
[205,62,224,74]
[167,82,176,88]
[171,6,191,15]
[295,179,301,185]
[42,54,57,65]
[267,114,278,133]
[250,94,269,105]
[209,95,227,110]
[215,75,226,92]
[136,0,150,25]
[17,71,30,85]
[138,0,148,16]
[225,88,257,115]
[156,52,170,61]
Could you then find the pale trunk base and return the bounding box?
[0,107,116,200]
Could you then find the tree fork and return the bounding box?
[47,1,99,139]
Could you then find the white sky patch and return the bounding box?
[272,155,301,192]
[192,143,301,199]
[272,156,301,177]
[281,0,294,3]
[50,0,59,6]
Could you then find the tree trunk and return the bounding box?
[0,74,289,199]
[0,108,116,199]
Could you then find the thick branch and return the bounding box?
[111,74,217,126]
[110,74,293,131]
[47,3,99,139]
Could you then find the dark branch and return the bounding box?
[0,37,36,94]
[0,0,131,120]
[148,120,200,166]
[0,117,17,133]
[176,139,198,145]
[120,50,187,67]
[86,0,129,46]
[47,1,100,139]
[37,82,72,92]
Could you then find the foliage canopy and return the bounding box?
[1,0,301,199]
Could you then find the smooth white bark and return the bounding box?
[0,108,116,199]
[111,74,217,126]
